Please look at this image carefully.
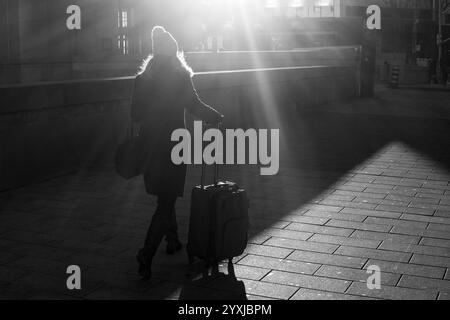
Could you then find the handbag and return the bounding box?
[115,122,146,180]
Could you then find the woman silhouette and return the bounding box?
[132,26,223,279]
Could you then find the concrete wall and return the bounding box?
[186,47,360,72]
[0,65,359,191]
[1,46,360,85]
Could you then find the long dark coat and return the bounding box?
[131,58,219,198]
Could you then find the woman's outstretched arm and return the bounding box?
[184,76,223,125]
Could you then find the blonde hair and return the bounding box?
[138,26,193,77]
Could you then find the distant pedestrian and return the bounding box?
[131,26,223,280]
[429,58,437,84]
[441,50,449,85]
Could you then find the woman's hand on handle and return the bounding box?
[204,112,224,129]
[215,112,224,126]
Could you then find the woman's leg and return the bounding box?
[166,207,178,241]
[165,206,182,254]
[141,194,177,263]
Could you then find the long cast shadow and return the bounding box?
[179,261,247,301]
[1,88,449,299]
[220,87,450,241]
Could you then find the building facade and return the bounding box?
[1,0,448,85]
[263,0,449,82]
[0,0,207,84]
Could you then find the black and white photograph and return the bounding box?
[0,0,450,308]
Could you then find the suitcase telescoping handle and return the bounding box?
[200,162,218,189]
[200,123,221,188]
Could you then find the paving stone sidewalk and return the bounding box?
[0,88,449,300]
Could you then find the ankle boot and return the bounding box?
[136,249,152,280]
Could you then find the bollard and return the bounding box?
[360,32,376,98]
[389,65,400,88]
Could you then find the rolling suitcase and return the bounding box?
[187,162,249,265]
